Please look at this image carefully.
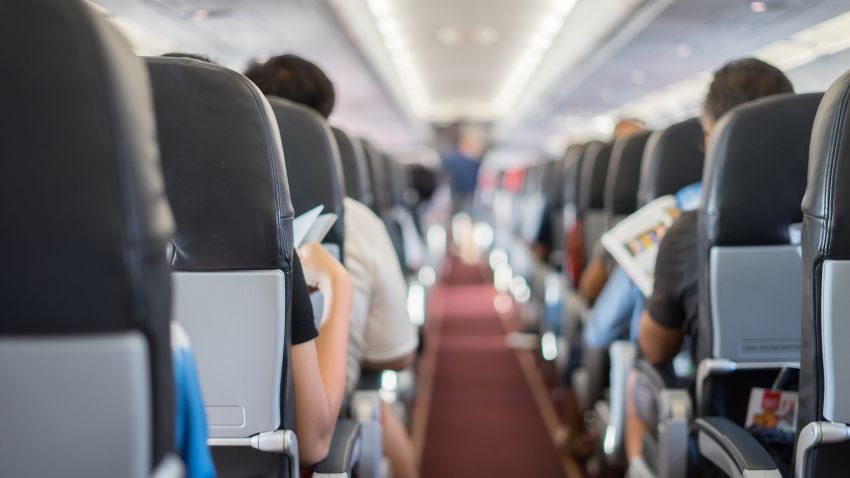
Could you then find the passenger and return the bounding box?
[246,54,420,478]
[582,184,702,349]
[624,58,794,462]
[440,125,483,216]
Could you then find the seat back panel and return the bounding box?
[0,332,151,478]
[173,270,286,438]
[709,246,801,363]
[820,260,850,423]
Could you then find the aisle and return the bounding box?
[413,259,569,478]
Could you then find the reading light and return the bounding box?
[631,69,647,85]
[436,26,461,46]
[192,8,208,21]
[474,26,499,45]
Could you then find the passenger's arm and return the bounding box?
[638,309,683,366]
[292,243,352,465]
[579,254,609,304]
[638,216,692,366]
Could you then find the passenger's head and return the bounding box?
[410,164,439,202]
[701,58,794,141]
[612,118,645,140]
[244,54,336,118]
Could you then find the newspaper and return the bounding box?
[293,205,338,247]
[745,388,798,433]
[600,195,680,296]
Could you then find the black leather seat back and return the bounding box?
[148,58,294,272]
[147,57,297,475]
[605,131,652,220]
[579,141,613,215]
[268,97,346,258]
[799,72,850,475]
[363,140,391,216]
[697,93,822,371]
[0,0,174,471]
[579,141,613,261]
[383,153,409,207]
[333,127,374,207]
[637,118,704,207]
[562,143,589,219]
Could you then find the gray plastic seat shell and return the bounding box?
[820,260,850,423]
[0,333,151,478]
[709,246,802,363]
[172,270,286,438]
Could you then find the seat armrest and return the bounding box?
[351,389,382,423]
[795,421,850,478]
[313,419,362,477]
[604,341,637,463]
[695,417,781,478]
[357,370,383,391]
[635,359,670,392]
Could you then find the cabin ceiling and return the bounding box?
[94,0,850,157]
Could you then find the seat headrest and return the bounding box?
[383,154,408,206]
[1,0,173,331]
[579,141,613,213]
[803,72,850,261]
[605,131,652,216]
[332,127,374,207]
[362,140,390,215]
[701,93,823,247]
[267,97,346,252]
[542,158,564,205]
[0,0,175,462]
[146,57,294,272]
[561,143,588,209]
[637,118,704,207]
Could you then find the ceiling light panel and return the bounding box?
[492,0,577,116]
[367,0,430,116]
[360,0,585,122]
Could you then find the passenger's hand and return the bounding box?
[297,242,349,293]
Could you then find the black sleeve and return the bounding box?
[291,251,319,345]
[647,212,697,330]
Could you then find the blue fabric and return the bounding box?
[582,266,645,348]
[675,182,702,211]
[542,299,563,336]
[173,332,216,478]
[441,148,480,195]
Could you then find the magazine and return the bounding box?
[293,205,338,247]
[601,195,680,296]
[745,388,798,433]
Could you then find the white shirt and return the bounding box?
[343,197,419,389]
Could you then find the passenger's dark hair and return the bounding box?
[410,164,439,201]
[703,58,794,122]
[244,54,336,118]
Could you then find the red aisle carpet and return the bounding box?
[416,258,568,478]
